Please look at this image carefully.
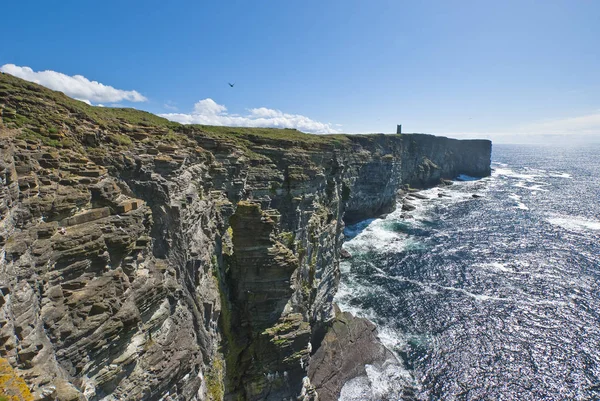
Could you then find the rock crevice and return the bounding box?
[0,73,491,401]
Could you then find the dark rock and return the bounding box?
[340,248,352,259]
[410,192,429,200]
[308,310,398,401]
[402,200,417,211]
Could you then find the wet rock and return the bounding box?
[409,192,429,200]
[340,249,352,259]
[308,309,398,401]
[402,200,417,211]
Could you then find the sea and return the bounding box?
[335,143,600,400]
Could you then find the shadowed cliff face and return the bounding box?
[0,73,491,401]
[342,134,491,224]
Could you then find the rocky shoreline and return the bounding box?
[308,306,400,401]
[329,178,490,400]
[0,73,491,401]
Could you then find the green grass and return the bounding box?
[0,73,178,144]
[190,124,351,146]
[205,356,225,400]
[111,133,133,146]
[279,231,295,249]
[1,72,403,157]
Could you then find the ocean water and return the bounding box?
[336,144,600,400]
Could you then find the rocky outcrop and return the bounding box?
[341,134,491,224]
[308,309,397,401]
[0,73,491,400]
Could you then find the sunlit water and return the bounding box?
[336,144,600,400]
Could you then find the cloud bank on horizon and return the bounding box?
[518,112,600,136]
[160,99,340,134]
[439,112,600,144]
[0,64,147,104]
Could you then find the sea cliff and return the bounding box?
[0,73,491,400]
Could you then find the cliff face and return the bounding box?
[0,73,491,401]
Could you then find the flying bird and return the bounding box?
[228,82,235,87]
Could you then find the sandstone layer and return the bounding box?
[0,73,491,400]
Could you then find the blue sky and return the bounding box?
[1,0,599,143]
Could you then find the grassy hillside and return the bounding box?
[0,72,355,153]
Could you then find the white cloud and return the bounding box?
[75,98,92,105]
[249,107,281,118]
[160,98,340,134]
[518,112,600,136]
[436,111,600,144]
[194,98,227,116]
[0,64,147,104]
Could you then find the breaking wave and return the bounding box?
[336,144,600,400]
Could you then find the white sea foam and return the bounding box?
[338,375,372,400]
[336,292,416,401]
[548,216,600,232]
[336,157,593,398]
[477,262,514,273]
[494,165,573,186]
[335,273,381,320]
[506,194,529,209]
[376,326,409,352]
[548,171,572,178]
[437,284,510,302]
[382,272,570,307]
[515,202,529,210]
[345,224,406,253]
[345,179,490,257]
[475,261,538,277]
[335,296,370,318]
[338,362,417,401]
[493,167,541,180]
[514,181,549,192]
[337,176,503,398]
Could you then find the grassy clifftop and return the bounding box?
[0,72,356,154]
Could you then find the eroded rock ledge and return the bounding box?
[307,308,398,401]
[0,73,491,401]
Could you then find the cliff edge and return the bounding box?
[0,73,491,400]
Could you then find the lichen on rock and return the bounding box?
[0,72,491,400]
[0,357,33,401]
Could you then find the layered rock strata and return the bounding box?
[0,73,491,400]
